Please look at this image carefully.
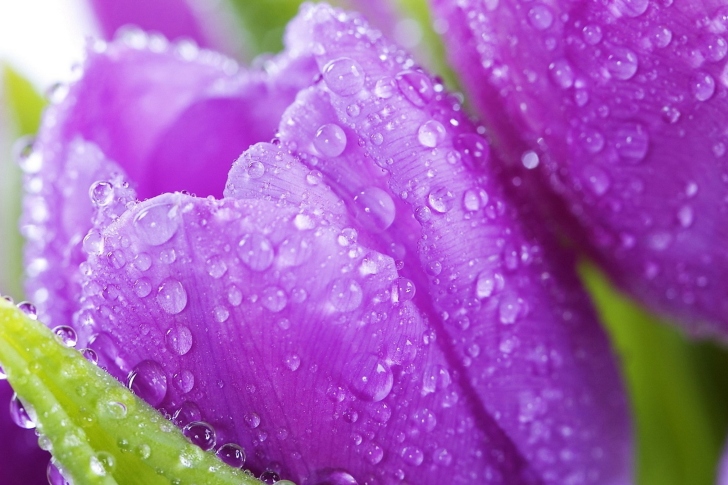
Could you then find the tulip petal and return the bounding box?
[271,4,632,483]
[89,0,214,48]
[430,0,728,335]
[24,36,317,326]
[75,192,534,483]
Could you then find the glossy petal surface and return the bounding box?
[23,35,316,327]
[430,0,728,335]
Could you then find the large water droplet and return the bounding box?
[127,360,167,407]
[329,278,363,312]
[363,442,384,465]
[392,277,416,303]
[217,443,246,468]
[183,421,216,451]
[401,446,424,466]
[528,4,553,30]
[314,123,347,157]
[156,279,188,314]
[134,203,179,246]
[417,120,446,147]
[691,72,716,101]
[262,286,288,313]
[238,233,275,271]
[374,77,396,98]
[9,393,35,429]
[52,325,77,347]
[89,181,114,207]
[454,133,490,167]
[353,187,396,232]
[428,187,455,213]
[166,325,193,355]
[396,70,434,107]
[346,355,393,401]
[606,47,639,80]
[322,57,365,96]
[548,59,574,89]
[582,25,602,45]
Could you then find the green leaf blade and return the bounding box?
[0,298,263,485]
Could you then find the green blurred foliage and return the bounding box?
[1,66,45,299]
[226,0,310,56]
[582,263,728,485]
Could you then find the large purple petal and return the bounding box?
[430,0,728,335]
[88,0,214,49]
[23,35,317,326]
[75,191,534,483]
[271,4,631,483]
[0,381,49,485]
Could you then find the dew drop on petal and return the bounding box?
[156,279,188,314]
[417,120,447,147]
[392,277,416,303]
[401,446,424,466]
[329,278,363,312]
[605,47,639,80]
[346,355,393,402]
[428,187,456,213]
[314,123,347,157]
[353,187,396,232]
[127,360,167,407]
[528,4,553,30]
[548,59,574,89]
[216,443,246,468]
[165,325,193,355]
[261,286,288,313]
[322,57,365,96]
[9,393,35,429]
[396,70,434,107]
[238,233,275,271]
[183,421,216,451]
[133,203,179,246]
[52,325,77,347]
[692,72,716,101]
[89,181,114,207]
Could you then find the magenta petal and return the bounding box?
[271,4,632,483]
[0,381,50,485]
[88,0,214,48]
[76,192,535,483]
[430,0,728,334]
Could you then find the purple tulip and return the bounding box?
[6,3,631,484]
[430,0,728,336]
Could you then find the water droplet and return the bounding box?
[582,25,603,45]
[134,278,152,298]
[415,206,432,223]
[476,270,504,298]
[313,469,358,485]
[417,120,446,147]
[314,124,347,157]
[498,294,522,324]
[134,203,179,246]
[578,128,605,153]
[582,165,611,195]
[454,133,490,167]
[606,47,639,80]
[9,393,35,429]
[401,446,424,466]
[17,301,37,320]
[392,277,416,303]
[216,443,246,468]
[279,233,314,266]
[374,77,396,98]
[652,26,672,48]
[396,70,434,107]
[90,452,115,476]
[47,460,70,485]
[156,279,188,314]
[227,285,243,306]
[173,370,195,393]
[89,181,114,206]
[52,325,77,347]
[245,412,261,429]
[433,448,453,467]
[82,230,105,255]
[370,132,384,145]
[548,59,574,89]
[528,4,553,30]
[183,421,216,451]
[692,72,716,101]
[260,286,287,313]
[259,471,281,484]
[166,325,193,355]
[284,354,301,371]
[134,253,152,271]
[463,189,482,211]
[206,256,227,279]
[363,442,384,465]
[329,278,363,312]
[428,187,455,213]
[238,233,275,271]
[614,0,648,17]
[352,187,396,232]
[678,205,694,228]
[615,123,649,162]
[173,401,201,426]
[322,57,365,96]
[247,160,265,179]
[346,355,393,401]
[127,360,167,407]
[521,150,540,169]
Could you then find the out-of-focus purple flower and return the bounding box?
[10,3,630,484]
[430,0,728,336]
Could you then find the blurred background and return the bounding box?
[2,1,728,484]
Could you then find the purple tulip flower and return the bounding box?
[430,0,728,336]
[3,3,632,484]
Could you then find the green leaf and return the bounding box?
[0,66,46,300]
[226,0,308,56]
[581,262,728,485]
[0,298,264,485]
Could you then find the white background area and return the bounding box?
[0,0,98,90]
